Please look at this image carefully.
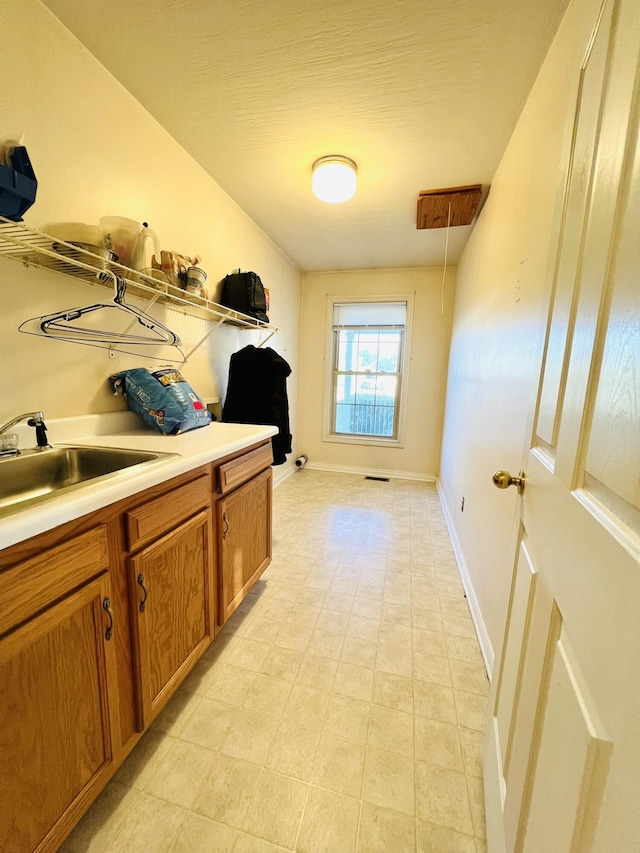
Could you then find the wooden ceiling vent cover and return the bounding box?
[416,184,483,229]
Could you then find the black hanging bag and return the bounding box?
[221,271,269,323]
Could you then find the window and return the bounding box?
[327,300,409,444]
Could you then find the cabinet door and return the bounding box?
[0,574,117,853]
[129,510,214,728]
[219,468,272,624]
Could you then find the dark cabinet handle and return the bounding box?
[222,512,229,540]
[103,597,114,641]
[137,572,148,612]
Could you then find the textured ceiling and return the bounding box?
[42,0,568,271]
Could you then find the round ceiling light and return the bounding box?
[312,155,357,203]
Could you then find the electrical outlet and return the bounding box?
[461,496,465,512]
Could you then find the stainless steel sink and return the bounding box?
[0,445,176,516]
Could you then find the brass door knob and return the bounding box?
[493,469,526,494]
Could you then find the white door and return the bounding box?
[484,0,640,850]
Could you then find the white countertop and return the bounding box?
[0,412,277,551]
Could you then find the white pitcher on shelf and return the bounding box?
[99,216,161,271]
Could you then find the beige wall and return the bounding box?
[438,0,601,669]
[0,2,301,466]
[299,268,454,479]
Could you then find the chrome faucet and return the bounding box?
[0,411,50,453]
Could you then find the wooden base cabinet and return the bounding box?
[218,467,272,623]
[0,528,117,853]
[128,509,214,728]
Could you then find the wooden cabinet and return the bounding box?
[129,510,213,728]
[218,453,272,624]
[0,446,272,850]
[0,530,117,853]
[126,469,213,728]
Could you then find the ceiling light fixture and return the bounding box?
[312,155,357,203]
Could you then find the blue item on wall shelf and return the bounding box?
[0,146,37,221]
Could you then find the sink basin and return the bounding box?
[0,445,176,516]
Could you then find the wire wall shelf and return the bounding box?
[0,216,278,337]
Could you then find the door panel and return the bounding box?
[485,0,640,849]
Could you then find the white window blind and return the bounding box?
[333,301,407,328]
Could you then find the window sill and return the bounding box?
[322,433,404,449]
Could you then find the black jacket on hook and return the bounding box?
[222,345,292,465]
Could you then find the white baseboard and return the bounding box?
[272,464,297,488]
[436,479,495,679]
[304,461,436,482]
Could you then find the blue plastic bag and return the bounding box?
[110,367,212,435]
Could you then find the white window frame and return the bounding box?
[323,294,414,448]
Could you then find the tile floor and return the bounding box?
[61,470,489,853]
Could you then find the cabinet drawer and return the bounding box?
[0,525,109,635]
[217,442,273,495]
[126,471,211,551]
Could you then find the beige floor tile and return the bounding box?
[412,652,451,688]
[192,753,257,827]
[150,690,203,738]
[67,473,493,853]
[315,607,351,635]
[260,645,303,682]
[445,634,485,665]
[205,664,258,706]
[273,620,314,652]
[415,717,465,772]
[242,616,284,645]
[60,782,141,853]
[281,684,331,731]
[323,591,355,613]
[351,596,383,619]
[454,690,487,732]
[296,786,360,853]
[379,621,412,649]
[372,671,414,714]
[104,793,184,853]
[357,802,416,852]
[467,775,487,840]
[169,813,239,853]
[285,603,321,627]
[449,659,489,696]
[442,614,478,639]
[264,720,321,781]
[413,679,457,725]
[438,580,466,599]
[220,709,279,764]
[381,602,412,625]
[179,697,238,750]
[312,733,366,798]
[413,627,447,658]
[460,728,484,778]
[307,627,345,659]
[178,656,219,696]
[242,673,292,718]
[415,762,473,836]
[341,635,378,669]
[111,729,172,791]
[239,769,308,847]
[362,746,416,816]
[416,820,476,853]
[324,693,371,744]
[225,639,273,672]
[376,642,413,677]
[296,588,327,608]
[369,704,414,757]
[333,661,375,702]
[347,614,381,642]
[146,739,216,809]
[439,595,472,618]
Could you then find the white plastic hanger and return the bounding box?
[19,273,185,361]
